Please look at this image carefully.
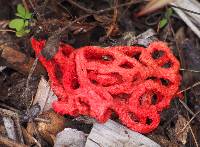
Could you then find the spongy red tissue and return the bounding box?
[31,38,181,133]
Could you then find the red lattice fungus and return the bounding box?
[31,38,181,133]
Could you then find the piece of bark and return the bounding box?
[85,119,161,147]
[0,45,46,75]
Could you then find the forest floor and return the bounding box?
[0,0,199,147]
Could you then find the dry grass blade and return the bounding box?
[137,0,175,16]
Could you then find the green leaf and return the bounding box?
[16,31,25,37]
[24,12,32,19]
[16,4,32,19]
[24,29,30,33]
[159,18,168,29]
[165,8,173,18]
[16,12,32,19]
[15,13,24,18]
[9,19,25,31]
[16,29,30,37]
[24,20,29,27]
[17,4,26,17]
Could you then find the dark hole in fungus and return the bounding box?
[146,117,152,125]
[85,52,114,63]
[146,77,157,81]
[54,63,63,83]
[132,52,141,60]
[128,112,139,123]
[78,98,90,111]
[132,76,138,83]
[71,79,80,89]
[162,61,172,68]
[160,78,170,86]
[151,94,158,105]
[119,61,134,69]
[91,80,98,85]
[152,50,164,59]
[112,93,131,100]
[101,55,114,61]
[60,45,72,57]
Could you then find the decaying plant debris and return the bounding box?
[0,0,200,147]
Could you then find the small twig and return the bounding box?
[28,0,34,10]
[40,14,91,60]
[0,29,16,33]
[179,100,194,115]
[189,126,199,147]
[55,14,91,36]
[0,103,21,114]
[31,136,42,147]
[31,120,43,144]
[23,57,39,104]
[22,0,29,11]
[49,0,144,37]
[56,1,73,17]
[66,0,95,13]
[22,127,42,147]
[177,111,200,136]
[180,68,200,73]
[179,99,200,122]
[66,0,144,15]
[34,117,51,123]
[42,0,144,59]
[94,0,144,14]
[169,21,185,68]
[177,81,200,94]
[53,0,144,35]
[106,0,119,38]
[28,0,42,20]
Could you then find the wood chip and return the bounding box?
[0,45,46,75]
[54,128,86,147]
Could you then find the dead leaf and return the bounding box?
[175,115,189,144]
[137,0,175,16]
[33,77,57,114]
[27,110,69,146]
[175,27,185,45]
